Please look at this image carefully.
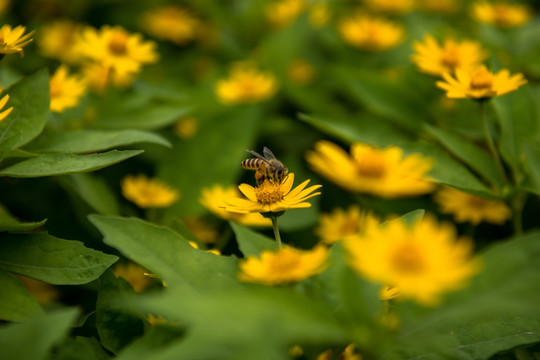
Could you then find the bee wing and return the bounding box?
[262,147,277,160]
[246,149,269,162]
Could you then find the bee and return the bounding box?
[241,147,289,185]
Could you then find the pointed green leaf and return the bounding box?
[230,222,277,257]
[24,129,171,153]
[0,150,143,178]
[0,269,43,321]
[0,69,49,162]
[0,308,78,360]
[63,173,120,216]
[0,203,47,232]
[88,215,240,292]
[0,233,118,284]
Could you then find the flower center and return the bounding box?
[441,46,460,69]
[254,180,284,204]
[391,244,424,274]
[469,68,493,90]
[269,250,300,273]
[466,195,490,209]
[108,31,128,55]
[49,79,62,98]
[356,154,386,178]
[339,219,360,237]
[493,4,511,25]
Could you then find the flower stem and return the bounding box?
[479,101,507,183]
[511,191,526,235]
[271,216,282,248]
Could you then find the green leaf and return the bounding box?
[0,233,118,285]
[115,327,185,360]
[88,215,240,292]
[54,336,111,360]
[0,150,143,178]
[64,173,120,216]
[231,222,277,257]
[424,124,504,189]
[24,129,171,153]
[0,269,43,321]
[0,203,47,232]
[0,308,78,360]
[0,69,49,162]
[398,209,425,225]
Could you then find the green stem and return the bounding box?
[271,216,282,248]
[511,191,525,235]
[479,101,507,184]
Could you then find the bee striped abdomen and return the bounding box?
[241,158,264,170]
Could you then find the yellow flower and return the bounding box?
[363,0,415,14]
[471,1,532,29]
[412,35,488,76]
[0,25,34,56]
[121,174,179,208]
[81,62,136,94]
[266,0,305,28]
[49,65,86,113]
[287,58,316,85]
[222,173,322,214]
[183,216,220,245]
[309,2,331,28]
[76,25,158,77]
[37,20,82,64]
[174,116,199,139]
[434,186,511,225]
[436,65,527,100]
[200,185,271,227]
[140,5,201,45]
[15,274,59,304]
[238,245,329,285]
[113,262,152,292]
[0,0,11,16]
[0,94,13,123]
[316,205,380,245]
[418,0,460,14]
[344,215,481,305]
[215,61,278,105]
[306,141,435,198]
[342,344,362,360]
[338,12,404,52]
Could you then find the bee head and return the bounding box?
[277,167,289,179]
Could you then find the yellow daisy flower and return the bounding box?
[37,20,82,64]
[471,1,532,29]
[266,0,306,28]
[174,116,199,139]
[113,262,152,292]
[76,25,158,77]
[363,0,415,14]
[200,185,271,227]
[306,141,435,198]
[81,62,136,94]
[338,12,404,52]
[0,94,13,123]
[436,65,527,100]
[287,58,316,86]
[140,5,201,45]
[434,186,511,225]
[238,245,329,285]
[222,173,321,214]
[316,205,380,245]
[121,174,179,208]
[215,61,278,105]
[49,65,86,113]
[0,24,34,57]
[344,215,481,306]
[412,35,488,76]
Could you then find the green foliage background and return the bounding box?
[1,0,540,359]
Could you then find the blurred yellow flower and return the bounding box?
[174,116,199,139]
[215,61,278,105]
[0,94,13,123]
[140,5,200,45]
[81,62,135,94]
[344,215,481,306]
[113,262,152,292]
[238,245,329,285]
[49,65,86,113]
[412,35,488,76]
[16,274,59,304]
[183,216,220,245]
[76,25,158,77]
[309,2,331,28]
[200,184,271,227]
[287,58,316,85]
[266,0,305,28]
[436,65,527,100]
[418,0,460,14]
[316,205,380,245]
[121,174,179,208]
[434,187,511,225]
[471,1,532,29]
[37,20,82,64]
[338,13,404,51]
[0,24,34,57]
[342,344,362,360]
[222,173,321,214]
[306,141,435,198]
[0,0,11,15]
[363,0,415,14]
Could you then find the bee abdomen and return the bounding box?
[241,158,262,170]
